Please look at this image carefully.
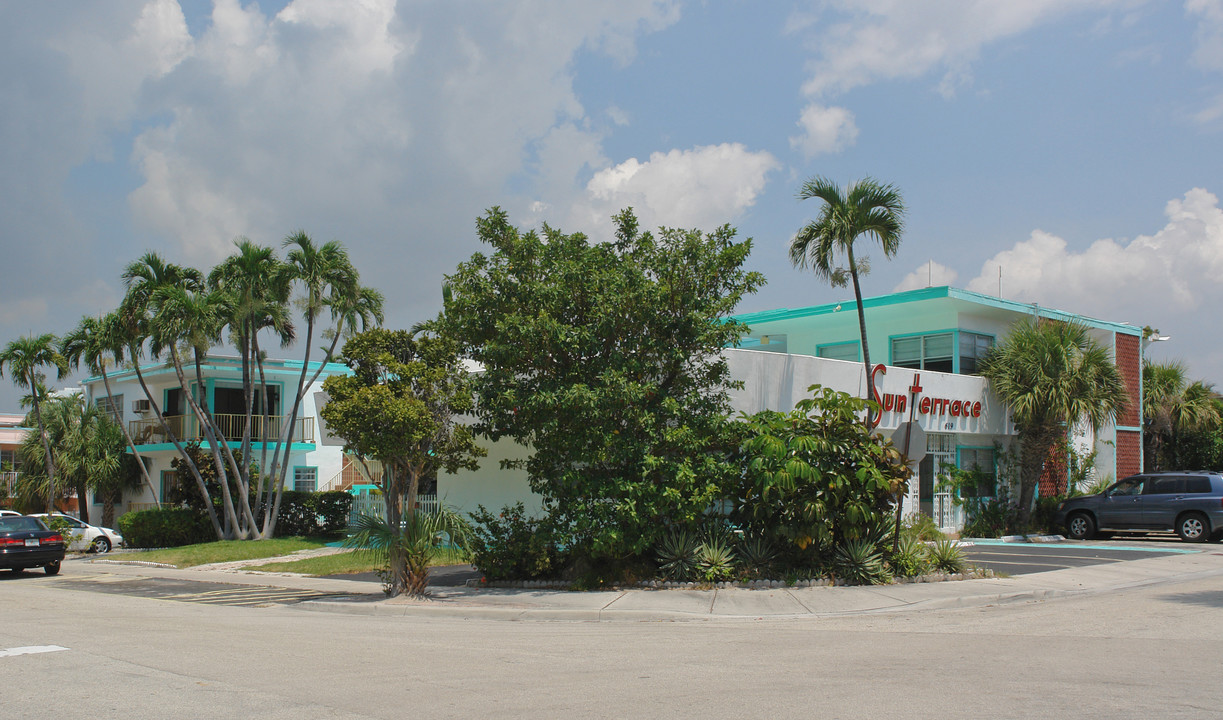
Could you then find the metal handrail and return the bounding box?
[127,413,314,446]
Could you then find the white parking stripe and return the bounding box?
[0,645,68,658]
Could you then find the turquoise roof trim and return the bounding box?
[731,285,1141,336]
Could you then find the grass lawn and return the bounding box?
[248,546,471,576]
[128,538,331,568]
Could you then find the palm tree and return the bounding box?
[980,318,1128,526]
[261,232,382,538]
[789,176,905,404]
[61,312,160,506]
[0,334,68,511]
[1143,361,1221,471]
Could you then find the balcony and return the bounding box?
[128,414,314,447]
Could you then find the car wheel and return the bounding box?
[1066,512,1095,540]
[44,561,61,576]
[91,536,111,554]
[1176,513,1210,543]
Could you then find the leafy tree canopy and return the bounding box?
[442,207,764,563]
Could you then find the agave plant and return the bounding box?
[656,528,701,581]
[834,537,890,585]
[889,535,931,578]
[697,537,737,583]
[928,538,967,574]
[735,534,778,579]
[345,506,473,597]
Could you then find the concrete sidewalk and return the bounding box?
[76,546,1223,622]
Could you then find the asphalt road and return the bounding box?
[4,560,1223,718]
[961,538,1191,575]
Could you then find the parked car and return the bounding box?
[30,513,124,553]
[0,515,66,574]
[0,510,21,517]
[1055,472,1223,543]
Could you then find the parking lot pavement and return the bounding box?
[961,537,1199,575]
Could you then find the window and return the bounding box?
[1147,476,1184,494]
[892,333,954,373]
[96,394,124,424]
[817,342,860,362]
[959,332,994,374]
[958,448,996,498]
[294,467,318,493]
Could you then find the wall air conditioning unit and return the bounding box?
[132,399,151,414]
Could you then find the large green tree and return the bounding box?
[320,327,485,597]
[0,333,68,511]
[980,319,1128,526]
[443,207,763,570]
[1142,361,1220,471]
[789,176,905,402]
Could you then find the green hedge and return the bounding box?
[272,490,353,538]
[118,508,213,548]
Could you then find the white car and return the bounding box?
[31,513,124,553]
[0,510,20,517]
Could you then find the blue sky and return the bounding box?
[1,0,1221,410]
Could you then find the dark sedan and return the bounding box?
[0,516,66,575]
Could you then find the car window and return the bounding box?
[1184,477,1213,494]
[0,517,46,532]
[1109,477,1145,496]
[1147,476,1184,494]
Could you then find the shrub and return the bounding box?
[735,534,778,580]
[834,538,890,585]
[696,537,736,582]
[273,491,353,537]
[960,495,1021,538]
[469,503,565,581]
[889,535,931,578]
[733,385,909,559]
[928,539,966,573]
[656,528,701,581]
[902,512,944,542]
[118,508,212,548]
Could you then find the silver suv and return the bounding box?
[1054,472,1223,543]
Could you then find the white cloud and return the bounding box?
[965,188,1223,320]
[893,261,959,292]
[795,1,1127,99]
[1187,0,1223,72]
[555,143,779,237]
[790,103,859,158]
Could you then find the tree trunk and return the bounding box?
[100,368,159,507]
[846,246,874,427]
[1016,427,1056,528]
[382,464,406,597]
[28,374,58,512]
[133,355,223,538]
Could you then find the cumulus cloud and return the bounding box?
[790,103,859,158]
[965,188,1223,321]
[893,261,960,292]
[551,143,779,238]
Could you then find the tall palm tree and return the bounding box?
[61,312,160,506]
[0,334,68,511]
[120,253,224,538]
[208,239,295,521]
[789,176,905,406]
[261,232,382,538]
[980,319,1128,526]
[1143,361,1220,471]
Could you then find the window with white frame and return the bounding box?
[96,394,124,424]
[294,467,318,493]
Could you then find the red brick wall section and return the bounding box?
[1116,430,1142,479]
[1115,332,1141,428]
